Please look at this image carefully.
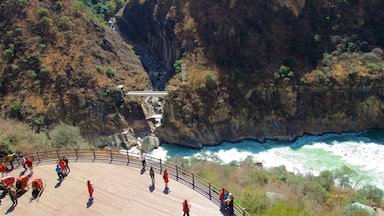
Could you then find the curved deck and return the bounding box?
[0,162,222,215]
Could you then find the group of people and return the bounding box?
[55,156,70,181]
[219,188,235,215]
[0,154,44,208]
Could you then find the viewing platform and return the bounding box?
[0,149,249,216]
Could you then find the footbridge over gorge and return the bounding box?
[125,90,168,129]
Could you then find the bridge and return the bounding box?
[125,91,168,96]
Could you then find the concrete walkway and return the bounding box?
[0,162,222,216]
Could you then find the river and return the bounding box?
[143,129,384,190]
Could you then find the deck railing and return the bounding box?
[14,149,250,216]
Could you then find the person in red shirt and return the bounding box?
[25,159,34,177]
[163,169,169,188]
[87,180,94,199]
[0,164,7,178]
[219,188,225,210]
[182,199,191,216]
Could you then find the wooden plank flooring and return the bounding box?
[0,161,222,216]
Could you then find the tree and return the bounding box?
[333,165,362,189]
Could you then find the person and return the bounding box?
[56,164,64,181]
[58,159,67,175]
[219,188,225,210]
[225,193,234,215]
[87,180,94,199]
[31,178,43,199]
[8,187,17,207]
[182,199,191,216]
[25,158,34,177]
[140,151,146,169]
[149,166,155,185]
[163,169,169,188]
[6,153,15,171]
[20,155,27,171]
[63,156,70,173]
[0,163,7,177]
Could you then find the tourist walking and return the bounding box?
[87,180,94,199]
[182,199,191,216]
[58,158,67,175]
[163,169,169,188]
[149,166,155,185]
[56,164,64,181]
[20,155,27,171]
[6,153,15,171]
[8,187,17,207]
[25,158,34,177]
[140,151,146,170]
[63,156,70,173]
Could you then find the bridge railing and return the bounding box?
[21,148,249,216]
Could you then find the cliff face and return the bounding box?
[0,0,152,141]
[119,0,384,148]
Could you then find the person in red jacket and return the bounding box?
[182,199,191,216]
[163,169,169,188]
[87,180,94,199]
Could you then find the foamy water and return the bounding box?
[147,130,384,190]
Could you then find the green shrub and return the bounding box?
[96,65,103,72]
[59,15,72,30]
[105,67,115,78]
[173,59,183,73]
[239,189,269,214]
[39,16,52,27]
[64,30,72,41]
[49,122,85,149]
[278,65,294,78]
[37,7,49,18]
[26,70,37,78]
[40,64,52,73]
[205,70,216,81]
[18,0,27,4]
[3,48,14,60]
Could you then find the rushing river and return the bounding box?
[145,129,384,190]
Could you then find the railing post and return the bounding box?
[109,149,113,162]
[192,172,195,190]
[126,150,130,165]
[36,152,41,163]
[243,208,246,216]
[209,181,212,200]
[92,149,96,161]
[75,149,78,160]
[56,149,60,160]
[159,159,162,173]
[176,165,179,181]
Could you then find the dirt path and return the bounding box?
[0,162,222,216]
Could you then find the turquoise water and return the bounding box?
[147,129,384,190]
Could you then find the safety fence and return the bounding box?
[15,149,250,216]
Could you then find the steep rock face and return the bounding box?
[0,0,152,141]
[119,0,384,148]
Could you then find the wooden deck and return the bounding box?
[0,162,223,216]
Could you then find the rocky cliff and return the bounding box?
[118,0,384,148]
[0,0,152,144]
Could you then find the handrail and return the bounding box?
[14,149,250,216]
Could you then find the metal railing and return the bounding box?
[17,149,250,216]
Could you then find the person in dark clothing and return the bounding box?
[8,187,17,207]
[149,166,155,185]
[63,156,70,173]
